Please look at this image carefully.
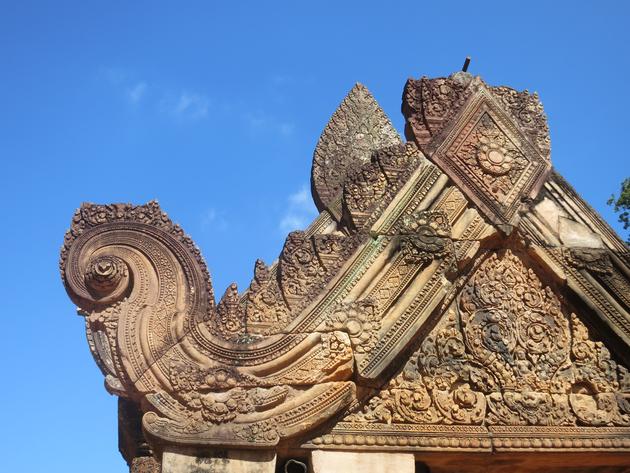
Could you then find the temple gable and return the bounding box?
[60,72,630,472]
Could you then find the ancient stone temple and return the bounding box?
[60,72,630,472]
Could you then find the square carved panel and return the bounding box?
[428,87,550,227]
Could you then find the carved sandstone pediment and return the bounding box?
[60,74,630,470]
[321,250,630,448]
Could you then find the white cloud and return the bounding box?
[100,67,211,120]
[279,185,318,233]
[126,82,147,104]
[201,208,228,232]
[288,186,310,206]
[173,91,209,120]
[279,122,295,136]
[243,111,295,137]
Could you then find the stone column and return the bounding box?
[161,449,276,473]
[310,450,415,473]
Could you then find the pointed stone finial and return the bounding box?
[311,83,402,214]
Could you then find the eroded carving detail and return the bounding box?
[130,456,160,473]
[402,74,473,145]
[311,83,402,213]
[403,74,551,160]
[565,247,613,276]
[399,210,453,266]
[326,301,380,354]
[342,143,424,230]
[244,259,290,336]
[492,85,551,159]
[278,231,360,317]
[216,283,246,339]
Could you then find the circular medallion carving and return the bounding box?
[477,136,512,175]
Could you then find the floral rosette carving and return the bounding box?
[457,113,529,200]
[326,300,380,353]
[476,136,512,175]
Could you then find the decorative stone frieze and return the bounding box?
[60,72,630,472]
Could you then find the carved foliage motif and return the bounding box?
[402,73,473,145]
[211,231,361,338]
[492,85,551,159]
[402,74,551,160]
[278,232,359,316]
[342,143,423,230]
[216,283,246,339]
[311,83,402,213]
[347,251,630,427]
[279,232,328,309]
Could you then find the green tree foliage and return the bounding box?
[608,177,630,244]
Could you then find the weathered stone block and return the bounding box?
[310,450,415,473]
[161,450,276,473]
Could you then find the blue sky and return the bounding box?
[0,1,629,471]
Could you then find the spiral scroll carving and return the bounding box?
[60,201,357,448]
[84,255,130,302]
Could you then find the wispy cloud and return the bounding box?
[100,67,299,129]
[126,81,147,104]
[279,185,318,233]
[243,111,295,137]
[201,208,228,232]
[101,67,149,105]
[101,67,210,120]
[172,91,209,120]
